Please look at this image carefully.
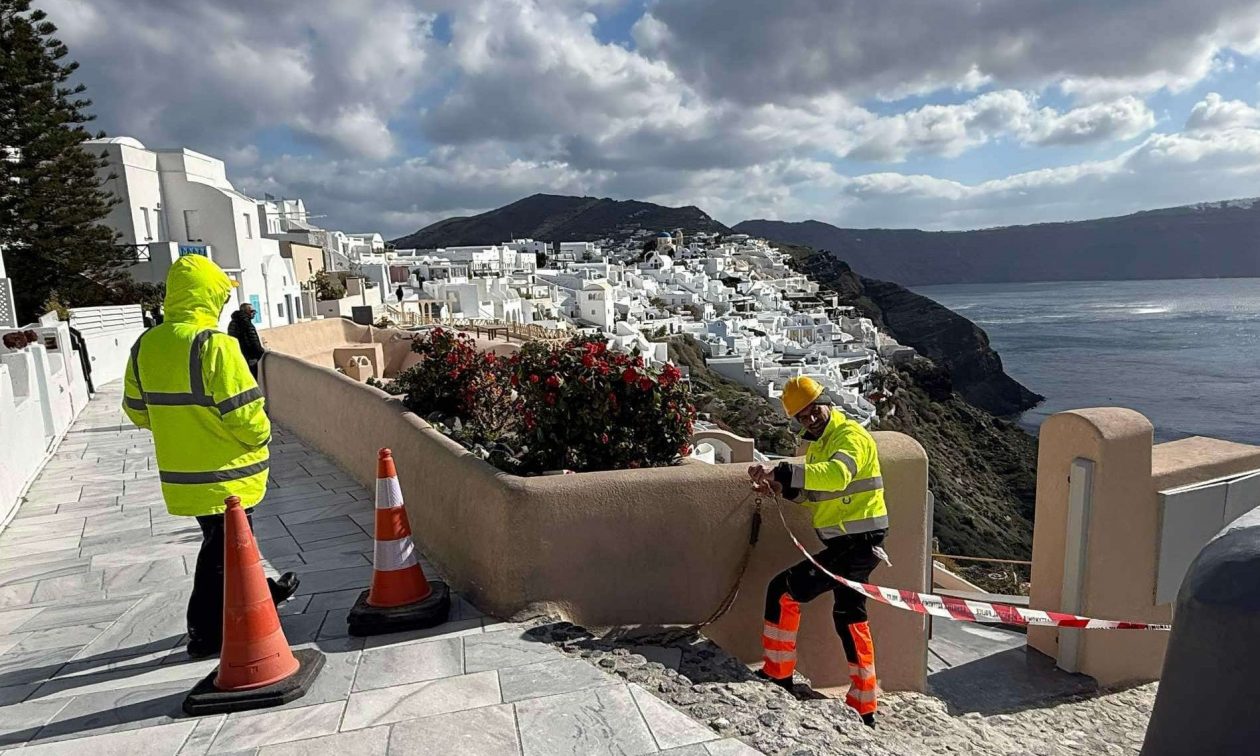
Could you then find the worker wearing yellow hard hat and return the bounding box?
[749,375,888,726]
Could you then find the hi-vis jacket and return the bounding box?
[122,255,270,516]
[781,410,888,537]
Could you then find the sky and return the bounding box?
[38,0,1260,240]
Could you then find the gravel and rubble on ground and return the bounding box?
[517,619,1157,756]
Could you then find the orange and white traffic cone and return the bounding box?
[347,448,450,636]
[183,496,324,715]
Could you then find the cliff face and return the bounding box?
[735,198,1260,285]
[793,253,1042,416]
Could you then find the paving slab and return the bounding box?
[388,703,521,755]
[514,684,658,756]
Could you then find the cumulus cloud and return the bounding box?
[828,128,1260,229]
[636,0,1260,103]
[846,92,1154,161]
[41,0,438,159]
[1185,93,1260,132]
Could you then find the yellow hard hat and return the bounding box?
[781,376,824,417]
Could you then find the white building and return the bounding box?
[423,277,523,323]
[437,245,537,276]
[506,239,549,258]
[84,137,301,330]
[556,241,601,261]
[345,233,385,257]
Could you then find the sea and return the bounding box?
[912,278,1260,445]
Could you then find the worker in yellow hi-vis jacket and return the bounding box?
[122,254,297,658]
[749,375,888,727]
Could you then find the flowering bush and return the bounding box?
[387,329,696,474]
[391,328,515,442]
[508,336,695,473]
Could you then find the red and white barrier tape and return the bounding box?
[775,506,1171,631]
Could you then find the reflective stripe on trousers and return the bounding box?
[761,593,801,680]
[843,620,878,716]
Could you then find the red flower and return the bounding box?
[638,377,654,392]
[448,369,460,380]
[545,393,557,406]
[530,374,541,384]
[510,374,520,386]
[581,354,595,368]
[483,352,497,364]
[679,443,692,456]
[598,364,611,376]
[622,368,637,384]
[445,353,458,364]
[600,433,609,444]
[546,375,561,388]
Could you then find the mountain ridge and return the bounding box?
[734,198,1260,285]
[392,193,730,248]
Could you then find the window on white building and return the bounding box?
[155,206,166,241]
[183,210,200,241]
[243,214,253,239]
[277,302,285,319]
[140,208,152,240]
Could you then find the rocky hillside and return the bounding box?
[792,253,1042,416]
[735,198,1260,284]
[879,360,1037,561]
[392,193,730,248]
[667,335,797,456]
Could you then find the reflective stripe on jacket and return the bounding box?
[122,255,270,516]
[786,410,888,536]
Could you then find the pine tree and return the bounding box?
[0,0,132,323]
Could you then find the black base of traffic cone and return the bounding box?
[182,648,326,716]
[346,580,451,637]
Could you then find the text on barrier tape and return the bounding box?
[776,507,1171,631]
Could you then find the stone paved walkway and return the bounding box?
[0,383,760,755]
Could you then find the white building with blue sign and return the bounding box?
[83,137,302,331]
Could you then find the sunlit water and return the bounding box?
[912,278,1260,444]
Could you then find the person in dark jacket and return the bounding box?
[227,302,265,377]
[68,326,94,395]
[395,285,404,303]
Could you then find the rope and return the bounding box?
[660,491,763,642]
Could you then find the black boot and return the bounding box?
[861,712,876,728]
[186,634,220,659]
[268,572,300,605]
[756,669,796,694]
